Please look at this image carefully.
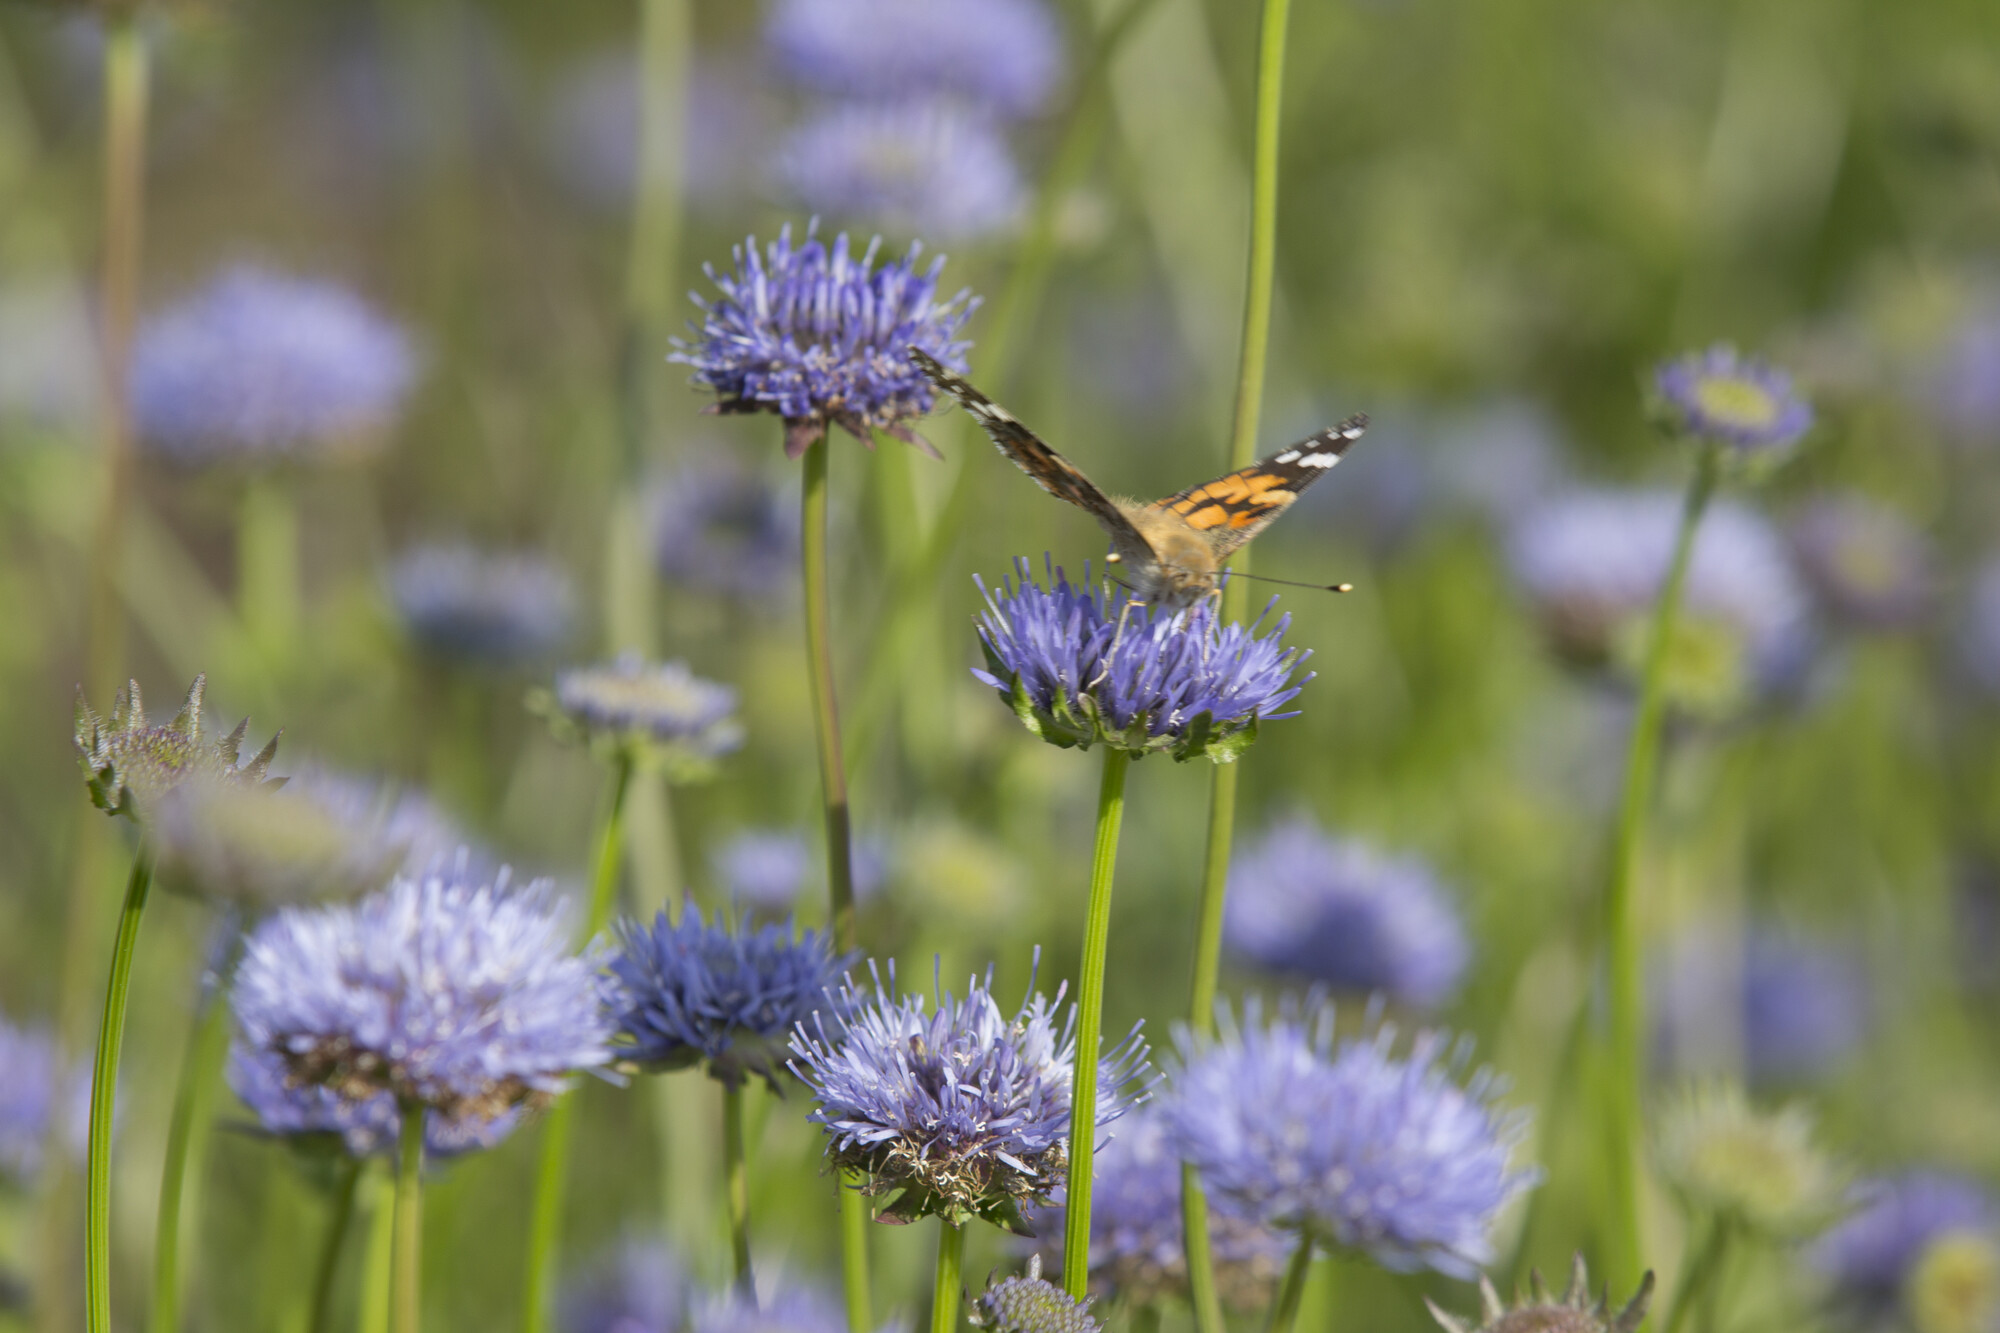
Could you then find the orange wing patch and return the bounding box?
[1165,473,1298,531]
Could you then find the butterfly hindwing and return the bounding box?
[1151,414,1369,560]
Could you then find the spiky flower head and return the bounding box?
[788,958,1151,1230]
[1788,494,1934,632]
[0,1014,88,1184]
[1425,1255,1654,1333]
[1225,819,1468,1009]
[973,560,1312,764]
[1652,344,1812,459]
[389,544,576,668]
[651,461,799,600]
[531,654,744,780]
[226,1037,522,1161]
[230,865,613,1126]
[776,101,1024,243]
[1812,1173,2000,1313]
[608,907,853,1091]
[1161,1000,1538,1278]
[671,224,978,459]
[971,1256,1101,1333]
[75,674,282,823]
[765,0,1064,121]
[1653,1082,1844,1237]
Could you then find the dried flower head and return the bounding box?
[1654,1082,1844,1237]
[532,654,744,779]
[1425,1255,1654,1333]
[75,674,282,822]
[776,101,1024,242]
[971,1257,1101,1333]
[1653,344,1812,457]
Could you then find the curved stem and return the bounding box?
[1264,1233,1314,1333]
[307,1157,366,1333]
[1601,444,1720,1286]
[1062,748,1130,1299]
[724,1081,755,1299]
[86,844,153,1333]
[390,1103,425,1333]
[930,1221,965,1333]
[148,982,230,1333]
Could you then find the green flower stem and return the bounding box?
[391,1102,426,1333]
[1264,1233,1314,1333]
[238,473,301,667]
[85,844,154,1333]
[1658,1216,1731,1333]
[148,981,231,1333]
[930,1221,964,1333]
[1183,0,1293,1326]
[359,1164,394,1333]
[308,1157,366,1333]
[523,752,635,1333]
[838,1169,872,1333]
[724,1082,755,1299]
[1062,747,1131,1299]
[1601,443,1720,1287]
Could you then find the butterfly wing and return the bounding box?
[909,347,1156,563]
[1150,414,1368,560]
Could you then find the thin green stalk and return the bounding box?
[930,1221,965,1333]
[359,1165,394,1333]
[308,1158,366,1333]
[523,754,635,1333]
[1264,1233,1314,1333]
[391,1102,425,1333]
[86,845,153,1333]
[1601,444,1721,1287]
[1062,748,1130,1299]
[148,982,231,1333]
[724,1082,755,1299]
[1659,1216,1731,1333]
[839,1171,873,1333]
[238,473,301,667]
[1184,0,1293,1327]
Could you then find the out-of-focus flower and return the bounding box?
[1787,494,1934,631]
[608,908,851,1090]
[1653,1082,1843,1237]
[1425,1255,1654,1333]
[389,544,575,667]
[226,1039,521,1160]
[75,674,282,823]
[546,53,770,214]
[671,225,977,459]
[0,1015,88,1184]
[1652,345,1812,458]
[973,560,1312,764]
[970,1257,1100,1333]
[153,764,467,908]
[533,655,743,779]
[789,960,1149,1230]
[714,830,813,912]
[558,1235,686,1333]
[1507,489,1813,714]
[1930,300,2000,439]
[689,1284,852,1333]
[650,461,799,599]
[1908,1231,2000,1333]
[776,101,1023,243]
[131,266,418,464]
[1962,556,2000,699]
[1162,1001,1536,1278]
[231,867,612,1128]
[0,279,96,432]
[1813,1173,2000,1313]
[1225,819,1469,1009]
[765,0,1063,120]
[1654,923,1870,1085]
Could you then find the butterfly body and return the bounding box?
[910,347,1366,611]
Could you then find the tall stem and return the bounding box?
[1264,1234,1314,1333]
[1062,748,1130,1299]
[391,1103,425,1333]
[930,1221,965,1333]
[523,754,634,1333]
[358,1164,394,1333]
[86,845,153,1333]
[148,982,230,1333]
[724,1082,755,1300]
[1601,445,1720,1286]
[308,1158,366,1333]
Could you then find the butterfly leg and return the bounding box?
[1090,595,1142,688]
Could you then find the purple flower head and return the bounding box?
[788,957,1151,1230]
[559,1235,686,1333]
[609,907,853,1091]
[132,265,418,464]
[971,1257,1100,1333]
[765,0,1063,121]
[776,101,1024,243]
[75,674,282,824]
[1161,1000,1538,1278]
[1787,494,1934,632]
[1653,345,1812,456]
[230,865,613,1125]
[1930,301,2000,438]
[650,461,799,600]
[537,655,744,779]
[389,543,576,667]
[671,224,978,459]
[1225,819,1469,1009]
[226,1039,520,1161]
[714,830,813,913]
[690,1284,855,1333]
[0,1015,88,1184]
[1963,556,2000,699]
[1813,1173,2000,1311]
[973,560,1312,764]
[1654,922,1870,1085]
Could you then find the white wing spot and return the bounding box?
[1274,450,1302,464]
[1300,452,1340,468]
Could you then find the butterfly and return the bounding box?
[910,348,1367,611]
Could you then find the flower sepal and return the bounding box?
[872,1182,1039,1235]
[988,656,1265,765]
[75,674,284,822]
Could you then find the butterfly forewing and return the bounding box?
[1151,414,1368,560]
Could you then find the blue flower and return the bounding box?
[1653,345,1812,455]
[389,543,576,667]
[1161,1001,1537,1278]
[764,0,1063,121]
[559,1235,687,1333]
[1225,819,1469,1009]
[788,959,1151,1229]
[1929,300,2000,438]
[776,101,1024,243]
[131,265,418,464]
[609,907,853,1090]
[671,225,978,459]
[971,1257,1100,1333]
[0,1013,88,1185]
[690,1284,854,1333]
[230,865,613,1126]
[1787,494,1934,632]
[1654,922,1870,1085]
[226,1039,521,1160]
[973,560,1312,763]
[1963,556,2000,699]
[537,655,744,777]
[714,830,814,913]
[650,461,799,600]
[1812,1173,2000,1310]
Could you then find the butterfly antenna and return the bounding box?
[1228,570,1355,594]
